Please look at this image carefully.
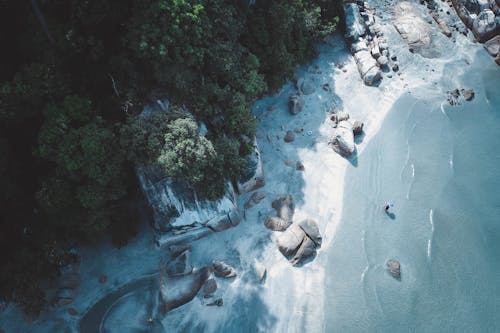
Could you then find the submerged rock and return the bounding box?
[330,121,356,157]
[284,130,296,143]
[212,261,237,278]
[386,259,401,280]
[165,250,192,277]
[271,195,295,223]
[203,278,217,294]
[472,9,498,42]
[206,298,223,307]
[244,191,266,209]
[289,94,304,115]
[160,267,211,312]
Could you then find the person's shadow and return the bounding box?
[385,211,396,220]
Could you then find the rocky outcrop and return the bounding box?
[138,164,240,248]
[330,121,356,157]
[212,261,237,278]
[386,259,401,280]
[237,138,265,194]
[289,94,304,115]
[276,219,322,266]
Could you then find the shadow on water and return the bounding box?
[385,211,396,220]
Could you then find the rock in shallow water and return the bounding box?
[289,95,304,115]
[212,261,237,278]
[271,195,295,223]
[284,130,296,143]
[461,88,475,101]
[387,259,401,280]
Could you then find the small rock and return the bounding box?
[387,74,393,78]
[244,191,266,209]
[392,63,399,72]
[322,83,330,91]
[206,298,223,307]
[254,260,267,284]
[67,308,78,316]
[271,195,295,223]
[352,120,364,136]
[461,88,475,101]
[98,274,107,284]
[296,161,305,171]
[203,279,217,294]
[391,55,397,61]
[288,95,304,115]
[212,261,237,278]
[284,130,296,143]
[387,259,401,280]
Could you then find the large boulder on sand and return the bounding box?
[330,121,356,157]
[284,130,296,143]
[289,95,304,115]
[271,195,295,223]
[276,219,322,266]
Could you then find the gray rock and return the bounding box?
[392,63,399,72]
[271,195,295,223]
[206,298,223,307]
[484,35,500,57]
[284,130,296,143]
[353,50,382,85]
[212,261,237,278]
[461,88,475,101]
[165,250,193,277]
[276,220,322,266]
[265,216,292,231]
[289,95,304,115]
[377,55,389,67]
[352,120,364,136]
[330,121,356,157]
[297,219,322,247]
[299,78,316,95]
[386,259,401,280]
[345,3,366,40]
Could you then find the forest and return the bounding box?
[0,0,340,315]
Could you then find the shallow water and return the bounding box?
[325,49,500,332]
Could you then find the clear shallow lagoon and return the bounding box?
[325,52,500,332]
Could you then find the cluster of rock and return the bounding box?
[452,0,500,64]
[329,112,364,158]
[446,88,475,105]
[264,195,322,266]
[344,1,397,85]
[160,244,238,312]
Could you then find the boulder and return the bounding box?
[284,130,296,143]
[392,63,399,72]
[472,9,498,42]
[386,259,401,280]
[352,120,364,136]
[206,298,223,307]
[377,55,389,67]
[296,160,305,171]
[276,220,322,266]
[330,121,356,157]
[299,78,316,95]
[353,49,381,85]
[212,261,237,278]
[165,250,193,277]
[244,191,266,209]
[160,267,211,312]
[461,88,475,101]
[271,195,295,223]
[345,3,366,40]
[265,216,292,231]
[484,35,500,57]
[289,95,304,115]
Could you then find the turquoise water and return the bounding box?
[325,54,500,332]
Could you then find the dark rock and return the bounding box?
[168,244,192,257]
[299,78,316,95]
[296,160,305,171]
[265,216,292,231]
[391,55,397,61]
[322,83,330,91]
[203,278,217,294]
[352,121,364,136]
[392,63,399,72]
[212,261,237,278]
[284,130,296,143]
[271,195,295,223]
[461,88,475,101]
[207,298,223,307]
[289,95,304,115]
[330,112,350,125]
[386,259,401,280]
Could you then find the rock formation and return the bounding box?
[330,121,356,157]
[276,219,322,266]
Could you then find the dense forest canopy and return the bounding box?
[0,0,340,315]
